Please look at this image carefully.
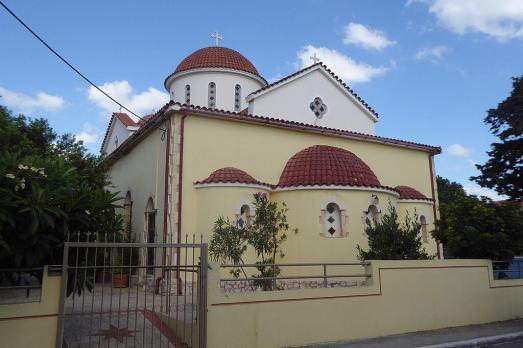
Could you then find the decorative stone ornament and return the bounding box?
[309,97,328,119]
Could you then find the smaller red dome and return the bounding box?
[278,145,381,188]
[395,186,431,200]
[196,167,266,186]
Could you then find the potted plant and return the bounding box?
[112,254,129,288]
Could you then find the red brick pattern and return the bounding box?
[173,47,261,77]
[113,112,136,127]
[395,185,431,200]
[277,145,381,188]
[196,167,265,186]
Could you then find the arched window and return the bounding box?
[237,204,251,228]
[323,203,342,237]
[185,85,191,104]
[420,215,428,243]
[365,205,380,226]
[208,82,216,108]
[123,191,133,240]
[145,198,156,273]
[234,84,241,111]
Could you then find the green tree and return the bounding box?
[471,76,523,200]
[209,193,297,290]
[357,203,432,260]
[432,176,523,260]
[0,104,122,270]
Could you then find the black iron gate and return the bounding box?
[56,240,207,348]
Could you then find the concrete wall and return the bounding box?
[249,68,376,134]
[0,267,61,348]
[206,260,523,348]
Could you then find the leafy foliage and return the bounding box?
[209,193,297,290]
[432,176,523,260]
[0,105,123,270]
[471,76,523,200]
[357,202,432,260]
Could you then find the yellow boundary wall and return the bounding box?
[0,266,61,348]
[206,260,523,348]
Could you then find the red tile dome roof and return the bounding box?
[395,186,431,200]
[174,47,261,77]
[196,167,267,186]
[277,145,381,188]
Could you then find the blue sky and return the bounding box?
[1,0,522,199]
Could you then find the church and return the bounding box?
[101,39,442,267]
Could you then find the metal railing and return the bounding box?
[56,239,208,348]
[0,267,44,304]
[492,259,523,279]
[219,261,371,291]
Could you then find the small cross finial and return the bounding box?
[211,31,223,46]
[310,52,320,64]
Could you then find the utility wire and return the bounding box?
[0,1,166,133]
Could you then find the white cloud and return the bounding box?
[343,23,396,50]
[405,0,431,6]
[297,45,388,83]
[447,144,472,157]
[75,122,100,145]
[428,0,523,41]
[463,182,508,200]
[415,45,449,61]
[0,87,64,113]
[87,80,168,119]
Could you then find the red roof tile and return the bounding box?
[113,112,136,127]
[278,145,381,188]
[195,167,268,186]
[165,47,267,86]
[106,102,442,161]
[395,185,431,201]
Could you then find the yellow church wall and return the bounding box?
[108,125,168,245]
[0,267,61,348]
[270,189,398,262]
[194,186,270,243]
[206,260,523,348]
[178,112,438,262]
[397,201,438,256]
[181,114,435,195]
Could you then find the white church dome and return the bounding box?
[164,47,267,112]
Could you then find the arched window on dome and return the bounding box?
[365,204,381,226]
[234,84,241,111]
[208,82,216,108]
[236,204,252,228]
[185,85,191,104]
[420,215,428,243]
[320,202,347,238]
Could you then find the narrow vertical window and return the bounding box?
[365,205,380,226]
[323,203,342,237]
[208,82,216,108]
[234,84,241,111]
[185,85,191,104]
[420,215,428,243]
[237,204,251,228]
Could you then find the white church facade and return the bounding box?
[101,43,442,268]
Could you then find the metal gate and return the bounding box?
[56,239,207,348]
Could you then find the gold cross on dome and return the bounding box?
[211,31,223,46]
